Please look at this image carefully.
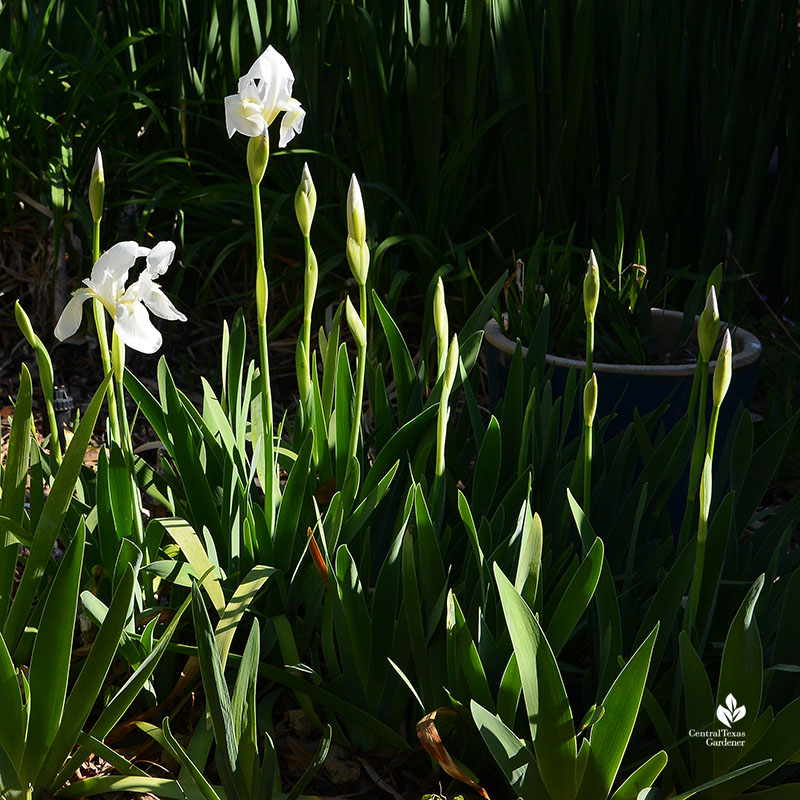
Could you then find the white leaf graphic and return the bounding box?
[731,704,746,723]
[725,694,737,712]
[716,705,733,728]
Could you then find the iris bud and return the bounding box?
[584,373,598,427]
[698,286,720,363]
[712,329,732,408]
[89,148,105,223]
[583,250,600,323]
[247,131,270,186]
[295,162,317,237]
[345,296,366,350]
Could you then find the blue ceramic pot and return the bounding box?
[484,309,762,441]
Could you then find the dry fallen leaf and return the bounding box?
[416,709,490,799]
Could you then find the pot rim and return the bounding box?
[484,308,762,377]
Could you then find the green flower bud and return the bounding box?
[247,131,270,186]
[699,454,713,528]
[433,277,448,368]
[346,173,366,245]
[345,296,366,350]
[295,162,317,237]
[15,300,35,348]
[346,236,370,286]
[583,373,598,426]
[443,334,460,395]
[697,286,720,363]
[304,246,319,313]
[712,329,732,408]
[583,250,600,323]
[112,331,125,384]
[89,148,105,223]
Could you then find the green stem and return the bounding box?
[706,404,720,461]
[298,234,316,409]
[686,509,708,640]
[678,364,709,549]
[347,282,368,467]
[348,342,366,466]
[252,183,276,533]
[583,317,594,518]
[584,423,593,519]
[358,281,368,331]
[112,332,145,550]
[91,219,120,444]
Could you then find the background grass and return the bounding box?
[2,0,799,363]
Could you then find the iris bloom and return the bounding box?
[55,240,186,354]
[224,46,305,146]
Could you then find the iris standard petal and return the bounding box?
[245,46,294,105]
[54,288,94,341]
[89,241,146,290]
[278,99,305,148]
[146,240,176,277]
[225,93,265,138]
[114,301,163,354]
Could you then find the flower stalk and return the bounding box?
[433,277,448,380]
[679,287,720,547]
[345,297,367,467]
[251,164,277,531]
[295,164,318,408]
[687,454,713,637]
[582,250,600,516]
[15,302,62,466]
[432,334,459,521]
[88,148,121,444]
[583,373,598,520]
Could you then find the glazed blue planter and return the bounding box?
[484,309,762,442]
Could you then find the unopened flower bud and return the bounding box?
[346,174,366,245]
[698,286,720,363]
[712,329,732,408]
[583,373,598,426]
[345,296,366,350]
[433,277,448,369]
[346,236,370,286]
[443,334,460,394]
[699,454,713,526]
[247,131,270,186]
[89,148,105,223]
[583,250,600,323]
[295,162,317,237]
[15,300,35,348]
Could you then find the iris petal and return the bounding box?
[225,94,265,138]
[114,301,163,354]
[279,100,305,147]
[54,288,93,341]
[146,241,176,277]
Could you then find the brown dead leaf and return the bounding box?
[416,709,490,800]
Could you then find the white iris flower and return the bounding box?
[55,240,186,354]
[224,45,305,146]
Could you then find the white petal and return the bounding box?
[54,288,94,341]
[278,100,305,147]
[146,241,176,277]
[142,283,187,322]
[246,47,294,125]
[224,93,266,138]
[244,46,294,96]
[114,301,162,354]
[89,241,147,303]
